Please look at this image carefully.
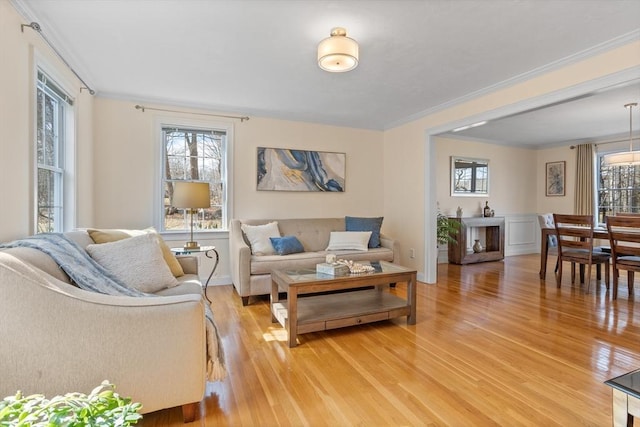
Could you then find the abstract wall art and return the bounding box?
[257,147,345,192]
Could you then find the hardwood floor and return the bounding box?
[140,254,639,426]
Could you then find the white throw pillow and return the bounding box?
[86,233,179,293]
[241,221,280,255]
[326,231,372,251]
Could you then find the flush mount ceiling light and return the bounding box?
[604,103,640,166]
[317,27,359,72]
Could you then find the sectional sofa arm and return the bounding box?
[380,233,400,263]
[228,220,252,301]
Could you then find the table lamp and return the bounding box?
[173,181,211,250]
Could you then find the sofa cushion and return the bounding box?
[326,231,371,251]
[318,247,394,263]
[250,252,327,275]
[270,236,305,255]
[154,275,203,296]
[86,233,179,293]
[87,227,185,277]
[241,221,280,255]
[345,216,383,248]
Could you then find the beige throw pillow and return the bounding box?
[241,221,280,255]
[87,227,184,277]
[86,233,179,293]
[326,231,372,251]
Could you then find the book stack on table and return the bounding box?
[316,263,350,276]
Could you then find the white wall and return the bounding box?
[0,0,94,241]
[92,97,385,283]
[536,145,575,215]
[435,136,537,217]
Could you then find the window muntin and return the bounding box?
[162,126,227,231]
[36,71,71,233]
[597,154,640,223]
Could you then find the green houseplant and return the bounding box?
[437,212,460,247]
[0,381,142,426]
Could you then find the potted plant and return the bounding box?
[437,212,460,247]
[0,381,142,426]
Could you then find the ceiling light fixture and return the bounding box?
[604,103,639,166]
[317,27,359,72]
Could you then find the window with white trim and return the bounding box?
[597,154,640,223]
[161,124,230,232]
[35,70,73,233]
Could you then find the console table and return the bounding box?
[448,217,505,264]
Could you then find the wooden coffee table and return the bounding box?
[270,261,417,347]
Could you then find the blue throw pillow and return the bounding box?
[269,236,305,255]
[345,216,383,248]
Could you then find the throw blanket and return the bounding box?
[0,233,225,381]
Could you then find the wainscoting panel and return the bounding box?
[504,214,539,256]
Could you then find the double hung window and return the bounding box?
[597,154,640,223]
[36,70,73,233]
[161,125,230,232]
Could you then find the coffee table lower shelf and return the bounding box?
[271,289,410,337]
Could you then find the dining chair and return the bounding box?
[606,215,640,299]
[553,214,610,293]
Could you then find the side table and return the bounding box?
[605,369,640,426]
[170,246,219,303]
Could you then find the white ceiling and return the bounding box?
[12,0,640,145]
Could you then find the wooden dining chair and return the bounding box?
[606,215,640,299]
[553,214,610,293]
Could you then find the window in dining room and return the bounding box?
[597,155,640,223]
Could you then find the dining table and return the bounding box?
[539,226,610,279]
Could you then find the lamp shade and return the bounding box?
[603,151,640,166]
[172,182,210,209]
[604,103,639,166]
[318,27,358,72]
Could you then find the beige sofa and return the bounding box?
[0,230,208,422]
[229,218,399,305]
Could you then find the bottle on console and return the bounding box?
[483,201,491,218]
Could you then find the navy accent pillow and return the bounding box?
[269,236,305,255]
[345,216,383,248]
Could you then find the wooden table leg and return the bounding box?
[408,272,417,325]
[288,289,298,348]
[270,278,279,323]
[540,229,550,279]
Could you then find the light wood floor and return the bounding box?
[140,254,639,426]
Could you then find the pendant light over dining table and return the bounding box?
[604,102,639,166]
[317,27,359,72]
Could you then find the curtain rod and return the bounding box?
[134,105,250,122]
[21,22,95,95]
[570,136,640,149]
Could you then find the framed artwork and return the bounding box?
[257,147,345,192]
[546,161,565,197]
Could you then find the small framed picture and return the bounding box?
[546,161,565,197]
